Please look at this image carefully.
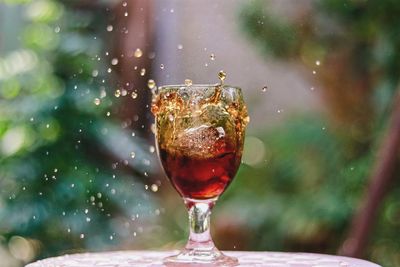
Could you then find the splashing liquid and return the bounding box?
[151,71,249,199]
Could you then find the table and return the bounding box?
[26,250,381,267]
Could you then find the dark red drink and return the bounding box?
[159,141,241,199]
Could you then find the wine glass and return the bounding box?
[151,82,249,266]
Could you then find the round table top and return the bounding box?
[26,250,380,267]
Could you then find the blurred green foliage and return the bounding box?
[0,1,159,266]
[235,1,400,266]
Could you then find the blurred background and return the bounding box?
[1,0,400,266]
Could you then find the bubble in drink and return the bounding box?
[184,79,193,86]
[134,48,143,58]
[148,79,156,89]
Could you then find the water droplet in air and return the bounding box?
[177,44,183,50]
[121,89,128,96]
[312,70,316,75]
[316,60,320,66]
[140,68,146,76]
[106,25,113,32]
[134,48,143,58]
[107,68,112,73]
[111,188,116,194]
[106,111,111,116]
[122,1,127,7]
[149,146,155,153]
[262,86,268,92]
[124,12,128,16]
[130,152,136,158]
[100,88,106,98]
[184,79,192,86]
[210,53,215,60]
[114,89,121,97]
[80,234,85,239]
[94,98,101,105]
[111,58,119,65]
[160,64,164,69]
[218,70,226,83]
[86,217,91,222]
[147,79,156,89]
[131,91,138,99]
[150,184,159,192]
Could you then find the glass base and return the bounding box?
[163,248,238,266]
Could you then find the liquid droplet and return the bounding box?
[147,79,156,89]
[210,53,215,60]
[150,184,158,192]
[121,89,128,96]
[140,68,146,76]
[106,25,113,32]
[94,98,101,105]
[111,58,119,65]
[131,91,138,99]
[262,86,268,92]
[218,70,226,83]
[114,89,121,97]
[316,60,321,66]
[177,44,183,50]
[134,48,143,58]
[80,234,85,239]
[106,111,111,116]
[184,79,192,86]
[124,12,128,16]
[160,64,164,69]
[149,145,155,153]
[130,152,136,158]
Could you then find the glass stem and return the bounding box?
[184,198,217,251]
